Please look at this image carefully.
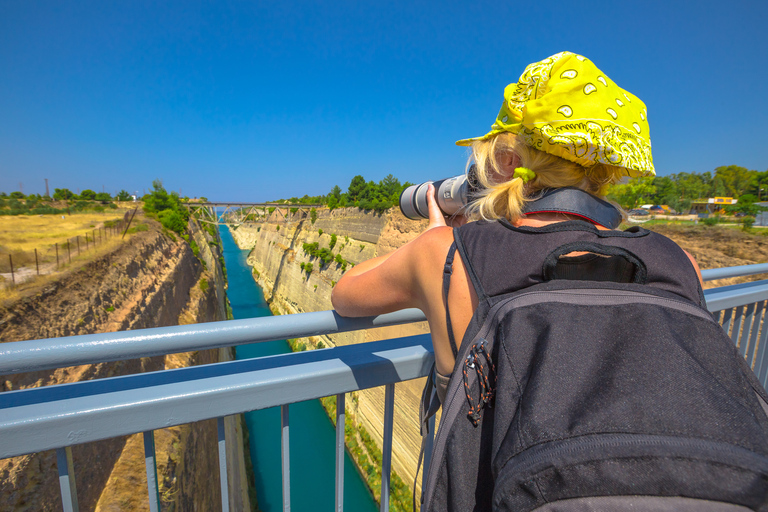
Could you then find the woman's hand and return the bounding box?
[426,184,467,231]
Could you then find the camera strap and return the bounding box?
[522,187,623,229]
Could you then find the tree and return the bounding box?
[143,179,189,234]
[380,174,401,200]
[53,188,75,201]
[9,191,25,199]
[95,192,112,203]
[116,190,132,201]
[347,175,366,201]
[330,185,342,200]
[714,165,757,198]
[80,189,96,200]
[606,177,656,209]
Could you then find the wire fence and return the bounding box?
[0,217,137,290]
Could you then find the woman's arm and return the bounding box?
[331,185,460,317]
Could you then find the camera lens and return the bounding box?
[399,182,432,220]
[398,166,481,220]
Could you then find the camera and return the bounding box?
[399,165,481,220]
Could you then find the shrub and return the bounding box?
[702,216,720,226]
[310,208,317,224]
[158,209,187,234]
[329,234,337,250]
[742,216,755,231]
[318,229,323,235]
[189,237,200,258]
[200,278,209,292]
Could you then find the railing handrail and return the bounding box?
[2,262,768,376]
[701,263,768,281]
[0,333,434,459]
[0,308,426,376]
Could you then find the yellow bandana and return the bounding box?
[457,52,655,176]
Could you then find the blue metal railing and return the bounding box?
[1,264,768,512]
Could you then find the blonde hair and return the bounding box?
[464,133,627,223]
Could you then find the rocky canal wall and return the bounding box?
[0,216,252,512]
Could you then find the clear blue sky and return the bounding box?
[2,0,767,201]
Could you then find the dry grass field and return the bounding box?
[0,212,128,270]
[0,211,147,299]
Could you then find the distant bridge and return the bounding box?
[182,202,324,225]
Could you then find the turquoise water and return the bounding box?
[219,225,378,512]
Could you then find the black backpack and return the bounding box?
[418,220,768,511]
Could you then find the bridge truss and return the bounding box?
[183,202,324,226]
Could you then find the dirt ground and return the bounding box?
[642,223,768,288]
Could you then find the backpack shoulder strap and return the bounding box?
[452,226,488,301]
[443,242,459,357]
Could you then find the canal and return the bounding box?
[219,225,378,512]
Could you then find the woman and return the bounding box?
[332,51,703,389]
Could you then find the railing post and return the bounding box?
[335,393,345,512]
[281,404,290,512]
[56,446,79,512]
[143,431,161,512]
[744,302,764,367]
[217,416,230,512]
[380,383,395,512]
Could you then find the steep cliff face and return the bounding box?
[0,217,252,512]
[230,207,431,500]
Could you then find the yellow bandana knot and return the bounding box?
[513,167,536,183]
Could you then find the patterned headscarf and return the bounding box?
[457,52,655,176]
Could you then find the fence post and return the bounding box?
[35,248,39,275]
[93,229,97,246]
[8,254,14,286]
[56,243,59,269]
[67,239,71,263]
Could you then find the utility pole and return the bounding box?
[45,178,50,197]
[18,182,23,195]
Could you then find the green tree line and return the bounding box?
[0,188,136,202]
[606,165,768,212]
[274,173,413,213]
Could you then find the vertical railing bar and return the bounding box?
[143,431,161,512]
[281,404,291,512]
[335,393,345,512]
[380,383,395,512]
[745,301,765,367]
[756,303,768,381]
[56,446,79,512]
[753,300,768,380]
[217,416,230,512]
[738,302,757,357]
[730,306,745,345]
[720,307,735,337]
